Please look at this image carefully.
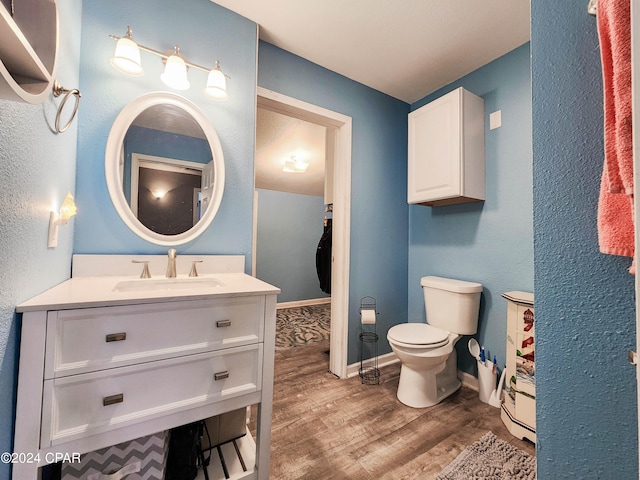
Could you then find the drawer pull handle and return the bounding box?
[216,319,232,328]
[103,394,124,406]
[106,332,126,342]
[214,371,229,381]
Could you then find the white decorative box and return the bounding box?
[61,431,168,480]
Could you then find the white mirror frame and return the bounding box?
[105,92,225,246]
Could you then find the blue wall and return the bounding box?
[532,2,637,478]
[409,43,533,375]
[74,0,257,271]
[258,42,409,363]
[256,189,329,303]
[3,4,636,479]
[0,2,81,478]
[125,126,211,164]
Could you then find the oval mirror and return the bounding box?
[105,92,225,246]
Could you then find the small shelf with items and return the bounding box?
[0,0,58,104]
[501,290,535,444]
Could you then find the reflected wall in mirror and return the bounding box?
[105,92,225,246]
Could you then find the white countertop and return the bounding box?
[17,273,281,312]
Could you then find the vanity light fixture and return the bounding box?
[109,26,229,100]
[110,26,144,76]
[160,47,190,91]
[204,61,228,100]
[282,155,310,173]
[47,192,78,248]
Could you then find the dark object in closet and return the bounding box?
[316,219,332,294]
[166,421,206,480]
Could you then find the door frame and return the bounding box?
[255,86,353,378]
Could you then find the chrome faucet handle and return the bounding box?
[132,260,151,278]
[166,249,177,278]
[189,260,203,277]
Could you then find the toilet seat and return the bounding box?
[388,323,450,349]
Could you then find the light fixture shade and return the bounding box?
[110,37,144,76]
[59,192,78,222]
[161,54,190,91]
[205,68,228,100]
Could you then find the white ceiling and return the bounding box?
[256,108,326,196]
[214,0,531,196]
[212,0,531,104]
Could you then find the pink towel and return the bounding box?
[597,0,635,273]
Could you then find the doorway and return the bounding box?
[254,87,352,378]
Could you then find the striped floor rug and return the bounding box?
[275,303,331,349]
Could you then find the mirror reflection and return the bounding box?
[121,104,215,236]
[105,92,225,246]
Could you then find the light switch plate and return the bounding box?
[490,110,502,130]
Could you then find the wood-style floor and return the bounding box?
[264,339,535,480]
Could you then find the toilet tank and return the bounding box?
[421,276,482,335]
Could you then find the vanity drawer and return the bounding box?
[41,343,262,447]
[45,296,265,378]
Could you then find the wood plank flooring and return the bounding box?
[261,339,535,479]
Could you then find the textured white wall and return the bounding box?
[0,2,81,477]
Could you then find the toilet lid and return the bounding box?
[388,323,450,347]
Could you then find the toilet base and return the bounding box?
[396,354,461,408]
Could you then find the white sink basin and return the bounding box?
[113,277,225,293]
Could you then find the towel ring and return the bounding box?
[52,81,82,133]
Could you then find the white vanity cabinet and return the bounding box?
[13,266,278,480]
[408,87,485,206]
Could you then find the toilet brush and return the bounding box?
[489,368,507,408]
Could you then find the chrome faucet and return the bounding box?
[166,248,177,278]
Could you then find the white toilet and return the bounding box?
[387,275,482,408]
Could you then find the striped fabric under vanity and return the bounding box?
[61,431,168,480]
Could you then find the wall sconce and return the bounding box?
[48,192,77,248]
[282,155,310,173]
[109,26,229,100]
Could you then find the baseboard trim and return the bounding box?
[346,352,399,378]
[458,369,479,391]
[277,298,332,309]
[346,352,480,393]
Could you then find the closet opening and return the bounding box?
[254,87,352,378]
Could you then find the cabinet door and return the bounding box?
[408,89,461,204]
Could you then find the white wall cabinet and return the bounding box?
[408,87,485,206]
[13,263,278,480]
[0,0,58,104]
